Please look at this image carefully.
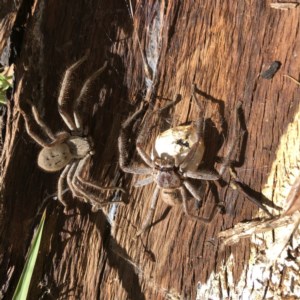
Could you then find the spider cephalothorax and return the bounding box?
[119,86,272,235]
[153,155,181,189]
[20,54,124,211]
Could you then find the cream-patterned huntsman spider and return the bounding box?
[118,85,273,235]
[20,54,125,212]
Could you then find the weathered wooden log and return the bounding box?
[0,0,300,299]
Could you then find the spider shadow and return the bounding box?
[94,209,146,300]
[193,85,228,139]
[44,200,146,300]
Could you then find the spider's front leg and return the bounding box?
[218,101,244,176]
[72,61,108,132]
[58,54,108,134]
[219,102,273,217]
[19,100,56,147]
[135,94,182,167]
[58,53,90,131]
[118,104,153,175]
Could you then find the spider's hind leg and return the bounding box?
[72,154,125,210]
[136,186,160,236]
[180,186,219,223]
[58,164,72,211]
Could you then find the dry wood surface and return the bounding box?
[0,0,300,299]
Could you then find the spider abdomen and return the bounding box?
[153,124,205,171]
[38,143,73,172]
[161,189,182,206]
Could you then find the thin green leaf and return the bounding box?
[0,92,7,105]
[12,210,47,300]
[0,74,12,90]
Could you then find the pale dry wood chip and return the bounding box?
[270,2,299,10]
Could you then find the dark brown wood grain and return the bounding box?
[0,0,300,299]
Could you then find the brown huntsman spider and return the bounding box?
[119,85,272,235]
[20,54,125,212]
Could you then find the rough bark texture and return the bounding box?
[0,0,300,299]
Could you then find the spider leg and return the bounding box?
[136,94,182,166]
[57,164,72,209]
[183,180,203,204]
[71,155,125,209]
[121,165,153,175]
[70,159,105,207]
[135,114,154,168]
[119,104,153,174]
[216,103,272,216]
[179,117,205,171]
[134,176,154,187]
[180,186,218,223]
[72,178,124,210]
[26,100,56,140]
[58,53,89,131]
[19,105,53,147]
[229,168,273,217]
[219,101,244,176]
[154,93,182,114]
[184,170,220,181]
[48,131,70,146]
[77,176,126,194]
[76,153,125,193]
[73,61,108,132]
[136,186,160,236]
[66,161,86,202]
[191,83,205,112]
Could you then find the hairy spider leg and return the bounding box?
[72,154,125,209]
[58,52,90,131]
[29,100,56,140]
[216,102,273,217]
[136,93,182,166]
[73,61,108,132]
[218,101,244,176]
[66,161,86,201]
[136,186,160,236]
[134,176,154,187]
[58,164,72,208]
[69,156,105,207]
[20,101,54,147]
[118,104,153,175]
[180,186,219,222]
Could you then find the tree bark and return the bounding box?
[0,0,300,299]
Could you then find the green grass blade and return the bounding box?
[12,210,47,300]
[0,92,7,105]
[0,74,12,90]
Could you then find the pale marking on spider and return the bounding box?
[20,54,125,212]
[152,123,205,172]
[118,84,273,235]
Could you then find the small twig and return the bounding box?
[283,74,300,86]
[218,212,300,249]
